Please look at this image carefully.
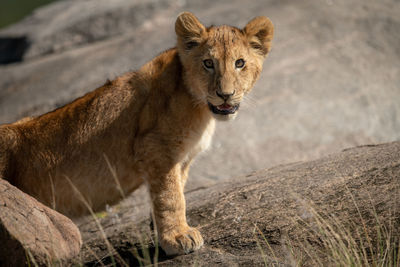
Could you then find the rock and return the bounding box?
[0,1,399,264]
[0,0,399,185]
[0,0,175,63]
[0,179,82,266]
[76,141,400,266]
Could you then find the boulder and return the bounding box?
[0,0,175,63]
[76,142,400,266]
[0,0,399,184]
[0,179,82,266]
[0,0,399,264]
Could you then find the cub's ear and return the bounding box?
[244,16,274,56]
[175,12,206,50]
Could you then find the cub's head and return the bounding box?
[176,12,274,121]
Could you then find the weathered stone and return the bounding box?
[0,0,175,63]
[0,0,399,185]
[76,142,400,266]
[0,0,399,265]
[0,179,82,266]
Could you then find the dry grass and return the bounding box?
[254,194,400,267]
[63,161,160,267]
[298,208,398,266]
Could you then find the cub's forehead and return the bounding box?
[205,25,249,56]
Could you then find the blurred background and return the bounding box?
[0,0,399,189]
[0,0,55,29]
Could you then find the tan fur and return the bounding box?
[0,12,273,255]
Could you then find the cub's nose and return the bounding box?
[216,90,235,101]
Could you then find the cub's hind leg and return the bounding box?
[0,126,19,185]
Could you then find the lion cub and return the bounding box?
[0,12,273,255]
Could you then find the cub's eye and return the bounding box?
[203,59,214,69]
[235,59,245,69]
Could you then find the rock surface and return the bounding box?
[0,2,399,265]
[0,179,82,266]
[0,0,399,186]
[75,141,400,266]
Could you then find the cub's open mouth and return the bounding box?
[208,102,239,115]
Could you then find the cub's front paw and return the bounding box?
[160,226,204,255]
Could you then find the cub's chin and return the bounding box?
[207,102,240,121]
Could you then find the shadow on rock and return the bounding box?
[84,242,171,267]
[0,36,30,64]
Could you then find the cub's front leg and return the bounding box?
[148,163,203,255]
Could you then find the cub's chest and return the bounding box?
[184,118,216,161]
